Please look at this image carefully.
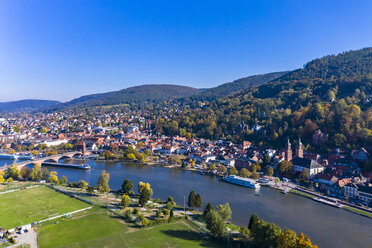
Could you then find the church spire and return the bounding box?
[285,137,292,161]
[296,137,303,158]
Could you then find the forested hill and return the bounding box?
[47,84,202,111]
[193,71,289,100]
[0,99,61,113]
[252,47,372,100]
[153,48,372,153]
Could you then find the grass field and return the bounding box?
[342,205,372,219]
[37,209,223,248]
[0,186,89,229]
[289,189,315,199]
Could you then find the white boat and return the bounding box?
[223,175,260,189]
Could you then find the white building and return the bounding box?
[344,183,372,204]
[292,157,324,178]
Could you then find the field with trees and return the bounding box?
[37,208,222,248]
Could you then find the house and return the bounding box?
[344,183,372,205]
[332,178,353,196]
[86,142,98,151]
[351,148,369,161]
[312,129,328,145]
[313,173,338,192]
[292,157,324,178]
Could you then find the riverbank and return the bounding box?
[342,205,372,219]
[71,157,372,221]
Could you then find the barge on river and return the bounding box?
[223,175,260,189]
[42,162,90,170]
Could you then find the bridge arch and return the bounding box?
[58,155,72,161]
[43,158,58,163]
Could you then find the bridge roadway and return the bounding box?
[0,151,92,171]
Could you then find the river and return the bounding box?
[1,158,372,247]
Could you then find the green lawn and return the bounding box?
[122,221,223,248]
[37,210,127,248]
[289,189,315,199]
[342,205,372,219]
[0,186,89,229]
[37,209,223,248]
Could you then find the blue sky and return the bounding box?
[1,0,372,102]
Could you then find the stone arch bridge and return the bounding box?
[1,151,92,171]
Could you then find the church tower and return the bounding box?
[296,138,303,158]
[285,138,292,161]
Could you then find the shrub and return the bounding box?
[133,208,139,215]
[125,209,132,220]
[163,209,170,216]
[156,209,162,217]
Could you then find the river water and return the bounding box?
[1,159,371,247]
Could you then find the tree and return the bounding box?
[167,196,175,205]
[208,163,216,172]
[300,168,310,182]
[277,229,297,248]
[126,153,136,160]
[138,181,153,206]
[296,233,318,248]
[30,164,42,181]
[248,214,259,230]
[122,178,133,194]
[251,171,260,180]
[121,194,130,208]
[144,149,152,157]
[263,154,271,166]
[21,166,31,180]
[205,210,227,238]
[251,220,282,248]
[278,161,293,177]
[41,167,49,180]
[167,154,181,165]
[137,153,145,162]
[78,180,89,189]
[7,163,20,180]
[49,171,58,184]
[217,164,227,174]
[125,209,132,220]
[217,203,232,221]
[87,186,95,195]
[59,175,68,185]
[332,133,347,147]
[137,141,145,148]
[275,177,280,184]
[266,166,274,177]
[203,202,214,219]
[104,150,115,160]
[195,193,202,209]
[0,171,4,183]
[229,166,238,176]
[170,208,174,217]
[240,227,251,241]
[97,170,110,193]
[188,190,196,209]
[239,168,250,178]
